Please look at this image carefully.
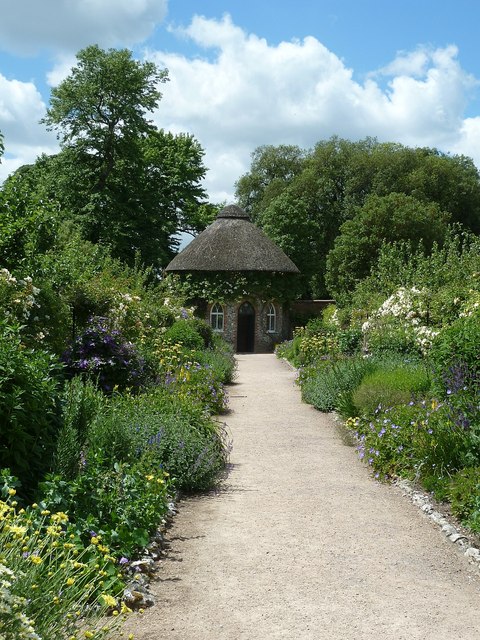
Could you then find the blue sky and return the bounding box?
[1,1,480,201]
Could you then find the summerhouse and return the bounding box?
[165,205,300,353]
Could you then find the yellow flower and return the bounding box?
[29,555,42,565]
[31,503,38,508]
[101,594,117,608]
[41,510,51,516]
[121,602,132,614]
[84,632,94,639]
[145,474,154,481]
[90,536,99,545]
[8,488,16,496]
[112,610,119,617]
[66,577,75,586]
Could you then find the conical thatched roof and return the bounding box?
[166,205,300,273]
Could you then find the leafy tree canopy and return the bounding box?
[33,45,211,267]
[325,192,451,303]
[235,137,480,298]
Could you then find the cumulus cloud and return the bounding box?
[0,0,168,55]
[0,74,58,182]
[2,13,480,200]
[147,15,479,201]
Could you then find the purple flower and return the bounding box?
[119,556,129,565]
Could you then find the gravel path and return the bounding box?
[126,354,480,640]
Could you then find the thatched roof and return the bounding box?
[166,205,300,273]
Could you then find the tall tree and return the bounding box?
[325,193,451,301]
[236,137,480,297]
[235,144,307,221]
[40,45,210,267]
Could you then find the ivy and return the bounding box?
[167,271,302,303]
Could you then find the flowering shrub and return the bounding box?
[448,468,480,532]
[0,268,40,323]
[155,342,228,414]
[0,563,40,640]
[63,317,147,393]
[39,460,172,557]
[0,481,124,640]
[362,287,438,355]
[346,397,478,484]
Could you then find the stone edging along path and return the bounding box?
[393,478,480,569]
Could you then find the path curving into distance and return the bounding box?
[126,354,480,640]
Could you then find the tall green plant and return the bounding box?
[0,322,61,497]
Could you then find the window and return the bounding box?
[210,302,224,332]
[267,303,276,333]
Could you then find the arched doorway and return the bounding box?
[237,302,255,352]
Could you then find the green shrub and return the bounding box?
[430,310,480,401]
[39,458,171,557]
[54,376,104,480]
[162,319,204,351]
[352,363,431,416]
[301,356,377,414]
[0,322,62,498]
[194,337,237,385]
[86,389,229,492]
[449,468,480,531]
[189,317,214,349]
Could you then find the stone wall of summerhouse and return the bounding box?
[205,299,290,353]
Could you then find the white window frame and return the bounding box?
[266,303,276,333]
[210,302,224,332]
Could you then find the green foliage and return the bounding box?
[235,144,307,220]
[193,335,236,384]
[55,377,104,480]
[0,488,123,640]
[0,171,60,273]
[277,313,362,367]
[352,364,431,416]
[236,137,480,297]
[0,322,62,498]
[300,356,378,413]
[162,319,205,351]
[177,270,302,303]
[430,309,480,389]
[39,459,171,557]
[84,388,229,492]
[35,45,211,267]
[448,468,480,531]
[325,193,450,300]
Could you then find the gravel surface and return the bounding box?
[126,354,480,640]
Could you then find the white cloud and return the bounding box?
[2,13,480,201]
[451,117,480,167]
[0,74,58,182]
[147,16,480,201]
[0,0,168,55]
